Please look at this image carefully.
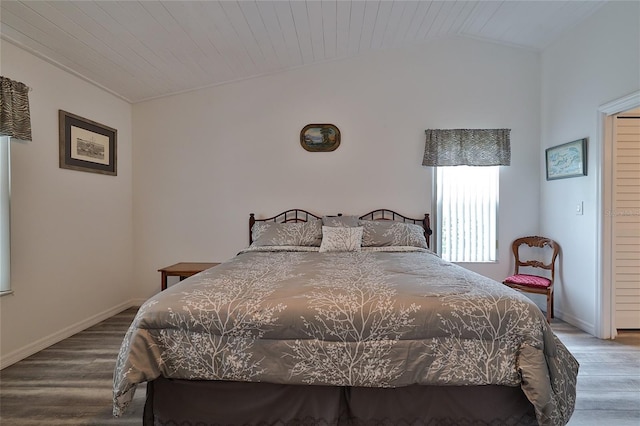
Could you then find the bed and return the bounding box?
[113,209,579,426]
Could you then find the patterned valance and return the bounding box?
[422,129,510,166]
[0,76,32,141]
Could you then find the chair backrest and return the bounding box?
[512,236,560,283]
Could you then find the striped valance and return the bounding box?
[0,76,32,141]
[422,129,510,167]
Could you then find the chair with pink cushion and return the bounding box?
[503,236,560,323]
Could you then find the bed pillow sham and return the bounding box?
[251,220,323,247]
[319,226,363,252]
[322,215,360,227]
[361,220,428,248]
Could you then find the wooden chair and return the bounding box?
[503,236,560,323]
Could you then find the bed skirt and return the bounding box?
[144,378,538,426]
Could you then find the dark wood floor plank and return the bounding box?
[567,410,640,426]
[0,308,144,425]
[576,375,640,392]
[574,391,640,410]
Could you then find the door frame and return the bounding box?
[596,90,640,339]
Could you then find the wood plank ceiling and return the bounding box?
[0,1,606,103]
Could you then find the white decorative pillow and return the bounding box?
[319,226,363,252]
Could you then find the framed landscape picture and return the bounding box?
[300,124,340,152]
[545,138,587,180]
[59,110,117,176]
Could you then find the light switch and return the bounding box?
[576,201,583,215]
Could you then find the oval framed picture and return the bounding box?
[300,124,341,152]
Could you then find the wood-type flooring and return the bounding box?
[0,307,638,425]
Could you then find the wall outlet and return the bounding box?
[576,201,584,215]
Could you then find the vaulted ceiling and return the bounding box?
[0,1,607,103]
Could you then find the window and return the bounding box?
[1,136,10,294]
[436,166,499,263]
[1,76,30,295]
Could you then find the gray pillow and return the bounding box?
[251,220,322,247]
[322,215,360,227]
[360,220,428,248]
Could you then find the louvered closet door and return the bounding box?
[614,113,640,329]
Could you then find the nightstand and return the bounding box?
[158,262,220,291]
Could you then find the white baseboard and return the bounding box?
[0,299,143,370]
[555,308,596,336]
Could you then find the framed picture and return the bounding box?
[300,124,340,152]
[59,110,117,176]
[545,138,587,180]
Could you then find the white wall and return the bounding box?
[541,1,640,333]
[0,1,632,367]
[0,40,134,367]
[133,37,541,299]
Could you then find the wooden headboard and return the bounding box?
[249,209,432,248]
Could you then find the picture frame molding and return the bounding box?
[545,138,587,181]
[59,110,117,176]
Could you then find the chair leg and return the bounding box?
[546,290,553,323]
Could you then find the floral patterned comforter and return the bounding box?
[113,247,578,425]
